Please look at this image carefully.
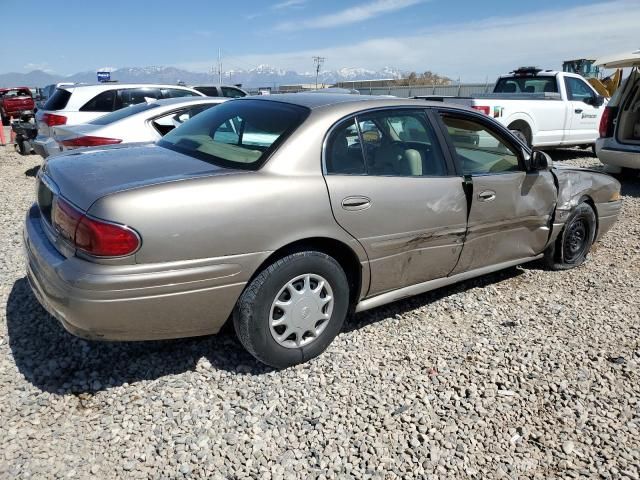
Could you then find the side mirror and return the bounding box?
[585,95,605,107]
[528,150,550,171]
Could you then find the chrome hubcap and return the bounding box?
[269,273,334,348]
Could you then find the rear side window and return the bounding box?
[159,99,309,170]
[80,90,116,112]
[90,102,161,125]
[161,88,200,98]
[193,86,220,97]
[44,88,72,110]
[221,87,246,98]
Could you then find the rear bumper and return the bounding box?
[24,204,267,341]
[596,139,640,169]
[33,136,61,159]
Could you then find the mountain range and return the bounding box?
[0,65,405,88]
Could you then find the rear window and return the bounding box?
[158,99,309,170]
[221,87,246,98]
[494,76,558,94]
[0,88,32,98]
[43,88,71,110]
[90,102,162,125]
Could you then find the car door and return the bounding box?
[437,111,557,274]
[323,108,468,296]
[564,76,603,143]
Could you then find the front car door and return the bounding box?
[323,108,468,296]
[436,110,557,274]
[563,76,603,143]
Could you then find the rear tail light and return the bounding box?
[60,136,122,148]
[42,113,67,126]
[52,197,140,257]
[599,106,617,138]
[471,105,490,115]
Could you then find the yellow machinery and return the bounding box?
[562,58,622,97]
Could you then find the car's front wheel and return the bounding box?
[544,202,597,270]
[233,251,349,368]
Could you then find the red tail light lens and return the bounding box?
[52,197,140,257]
[598,106,617,138]
[60,136,122,148]
[42,113,67,126]
[471,105,491,115]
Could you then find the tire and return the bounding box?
[233,251,350,368]
[543,202,597,270]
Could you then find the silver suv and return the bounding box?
[595,51,640,174]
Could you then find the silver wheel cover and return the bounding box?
[269,273,334,348]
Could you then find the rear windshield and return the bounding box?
[0,88,32,98]
[44,88,72,110]
[90,102,161,125]
[158,99,309,170]
[494,76,558,94]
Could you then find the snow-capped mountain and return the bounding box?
[0,65,405,88]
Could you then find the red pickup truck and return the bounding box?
[0,87,35,125]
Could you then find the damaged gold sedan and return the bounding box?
[24,95,622,367]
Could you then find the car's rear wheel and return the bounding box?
[543,202,596,270]
[233,251,349,368]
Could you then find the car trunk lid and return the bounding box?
[40,143,246,211]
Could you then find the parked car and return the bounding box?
[595,50,640,174]
[51,97,227,152]
[418,67,606,149]
[24,95,621,367]
[191,85,247,98]
[0,87,36,125]
[33,83,205,158]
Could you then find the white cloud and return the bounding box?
[275,0,423,31]
[177,0,640,81]
[272,0,307,9]
[23,62,55,74]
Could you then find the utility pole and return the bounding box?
[313,56,325,89]
[218,48,222,85]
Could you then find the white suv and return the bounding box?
[34,83,204,158]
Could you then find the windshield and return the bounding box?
[90,102,161,125]
[494,76,558,94]
[158,99,309,170]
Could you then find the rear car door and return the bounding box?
[564,76,603,143]
[323,108,468,296]
[437,110,557,274]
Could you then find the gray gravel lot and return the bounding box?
[1,144,639,479]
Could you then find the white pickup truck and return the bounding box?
[420,68,606,149]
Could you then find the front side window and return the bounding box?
[440,115,520,175]
[159,99,309,170]
[564,77,595,102]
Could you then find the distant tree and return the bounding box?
[394,70,451,86]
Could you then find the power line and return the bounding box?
[313,56,326,89]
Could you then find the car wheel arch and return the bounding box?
[246,237,365,307]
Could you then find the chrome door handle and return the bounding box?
[341,196,371,211]
[575,109,583,114]
[477,190,496,202]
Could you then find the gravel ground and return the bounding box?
[1,144,639,480]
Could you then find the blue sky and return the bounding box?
[2,0,638,80]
